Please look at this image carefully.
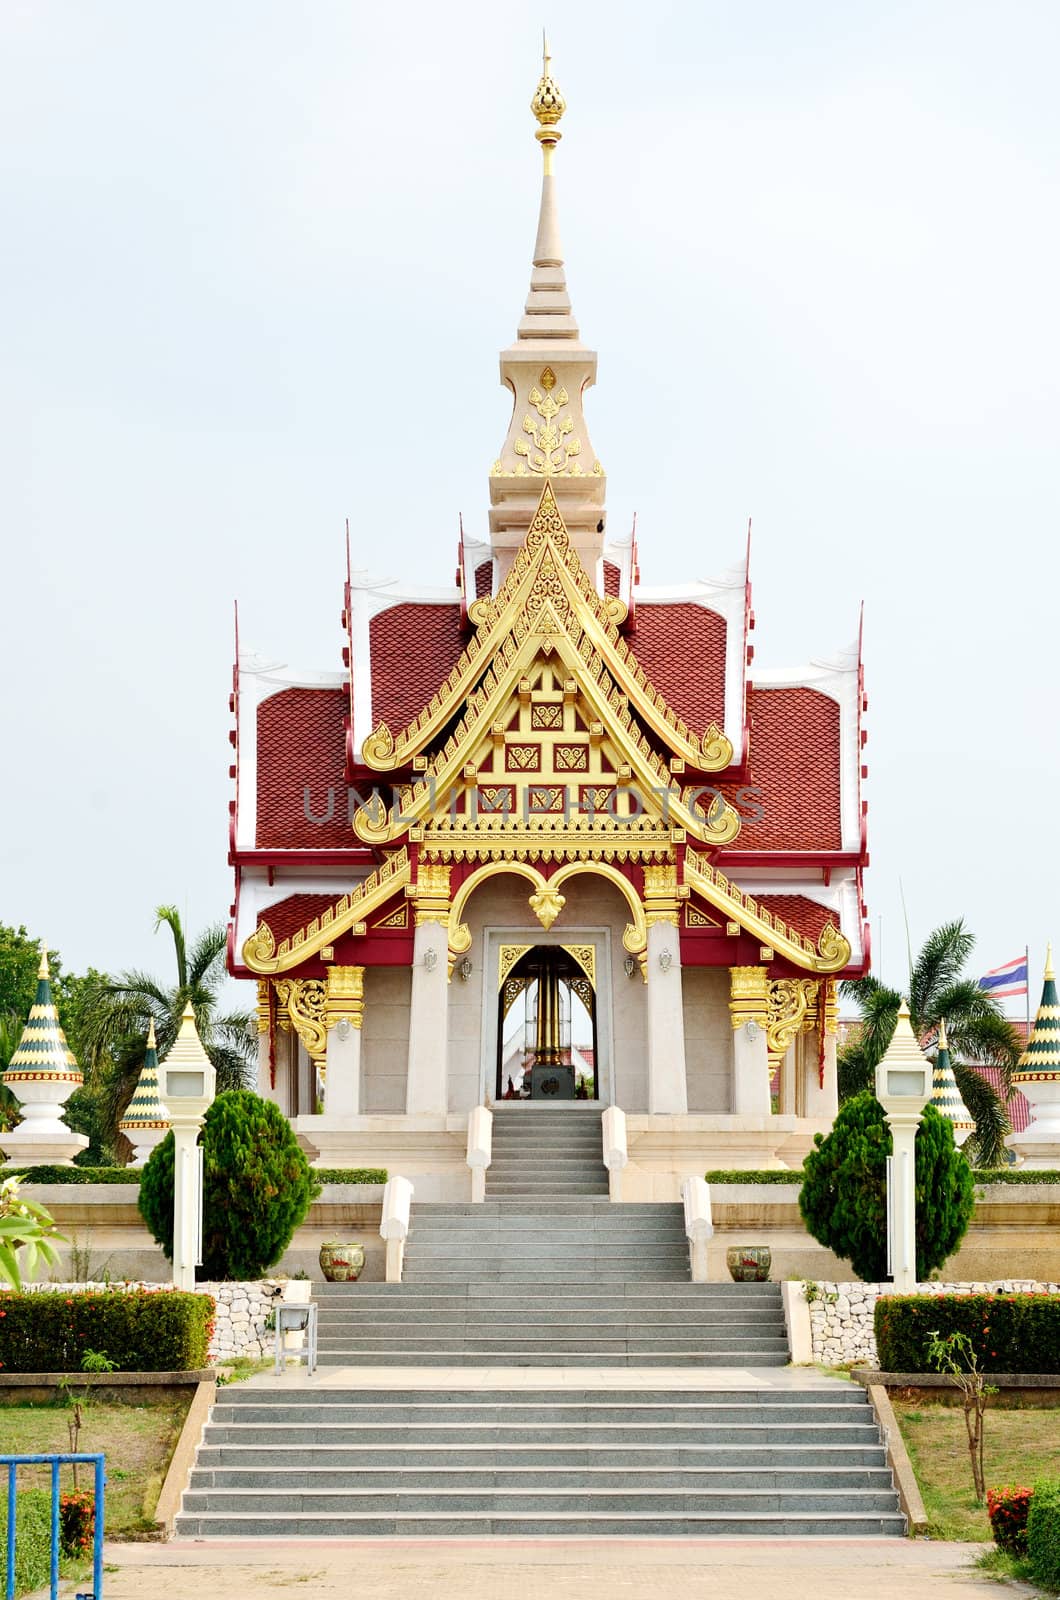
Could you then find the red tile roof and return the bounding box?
[722,686,842,851]
[971,1066,1030,1133]
[475,561,493,598]
[256,687,349,848]
[603,561,621,598]
[369,602,466,732]
[631,602,727,735]
[756,894,837,944]
[257,893,338,945]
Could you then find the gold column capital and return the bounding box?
[410,863,452,926]
[326,965,366,1031]
[643,862,682,928]
[729,965,769,1030]
[256,979,271,1035]
[823,977,839,1036]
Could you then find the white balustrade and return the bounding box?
[380,1174,414,1283]
[601,1105,628,1201]
[681,1175,714,1282]
[466,1105,493,1203]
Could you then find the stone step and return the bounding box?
[314,1309,786,1328]
[211,1386,852,1408]
[211,1401,867,1426]
[182,1486,902,1515]
[192,1465,895,1491]
[197,1443,889,1469]
[311,1352,791,1367]
[204,1420,884,1449]
[313,1282,781,1299]
[175,1510,906,1537]
[312,1336,791,1355]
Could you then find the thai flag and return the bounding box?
[979,955,1028,999]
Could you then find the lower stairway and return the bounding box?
[175,1106,904,1538]
[176,1386,905,1537]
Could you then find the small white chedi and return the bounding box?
[118,1017,171,1166]
[1007,946,1060,1168]
[0,946,88,1168]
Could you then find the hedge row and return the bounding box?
[704,1170,801,1184]
[0,1288,214,1372]
[702,1168,1060,1186]
[875,1293,1060,1373]
[1028,1480,1060,1590]
[14,1164,388,1186]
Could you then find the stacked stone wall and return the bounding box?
[806,1279,1060,1368]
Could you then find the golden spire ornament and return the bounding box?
[531,34,565,171]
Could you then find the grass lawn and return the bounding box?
[893,1399,1060,1541]
[0,1396,189,1536]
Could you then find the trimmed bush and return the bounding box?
[800,1092,974,1281]
[12,1166,137,1185]
[139,1091,320,1280]
[314,1168,387,1185]
[704,1170,801,1184]
[988,1485,1034,1556]
[0,1490,53,1598]
[0,1287,213,1372]
[875,1292,1060,1373]
[1028,1479,1060,1590]
[972,1170,1060,1185]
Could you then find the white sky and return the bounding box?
[1,1,1057,1017]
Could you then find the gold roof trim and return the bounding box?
[242,848,411,975]
[360,481,734,776]
[683,847,852,974]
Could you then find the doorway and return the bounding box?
[496,945,599,1101]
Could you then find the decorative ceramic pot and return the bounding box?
[726,1245,771,1282]
[319,1241,366,1283]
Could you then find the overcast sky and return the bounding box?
[1,1,1057,1019]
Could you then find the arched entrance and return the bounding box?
[497,945,598,1101]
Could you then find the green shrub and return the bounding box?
[139,1091,320,1280]
[1028,1478,1060,1590]
[972,1170,1060,1185]
[0,1287,213,1372]
[988,1485,1034,1556]
[0,1489,53,1598]
[704,1170,801,1184]
[313,1168,387,1185]
[12,1166,137,1185]
[875,1293,1060,1373]
[799,1092,974,1281]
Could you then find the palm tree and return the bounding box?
[0,1012,24,1131]
[76,907,255,1149]
[839,919,1021,1168]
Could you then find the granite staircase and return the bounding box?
[176,1385,905,1537]
[485,1104,609,1197]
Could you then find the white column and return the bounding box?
[730,967,772,1115]
[888,1114,920,1293]
[171,1121,201,1292]
[406,920,450,1114]
[804,1029,839,1120]
[325,967,364,1117]
[646,919,688,1114]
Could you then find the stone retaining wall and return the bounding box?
[807,1279,1060,1368]
[22,1280,279,1363]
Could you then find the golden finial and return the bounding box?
[147,1017,157,1050]
[531,33,565,162]
[38,944,50,980]
[1046,942,1055,981]
[937,1016,948,1051]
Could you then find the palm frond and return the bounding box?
[205,1041,256,1093]
[954,1062,1011,1169]
[846,983,903,1069]
[154,905,188,989]
[187,924,227,989]
[837,1040,876,1101]
[909,920,975,1025]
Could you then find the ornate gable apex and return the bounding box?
[361,481,735,780]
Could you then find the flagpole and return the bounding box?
[1026,943,1031,1042]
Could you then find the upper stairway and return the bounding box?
[486,1104,608,1198]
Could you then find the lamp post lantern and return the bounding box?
[161,1002,216,1291]
[875,1000,932,1294]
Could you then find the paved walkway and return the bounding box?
[103,1538,1011,1600]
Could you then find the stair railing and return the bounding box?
[681,1175,714,1282]
[466,1105,493,1203]
[380,1174,414,1282]
[602,1105,627,1200]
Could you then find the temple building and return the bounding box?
[228,54,869,1197]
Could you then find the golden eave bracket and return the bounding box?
[242,849,412,974]
[683,847,852,974]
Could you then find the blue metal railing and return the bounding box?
[1,1454,105,1600]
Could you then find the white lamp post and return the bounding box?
[875,1001,932,1294]
[161,1003,216,1291]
